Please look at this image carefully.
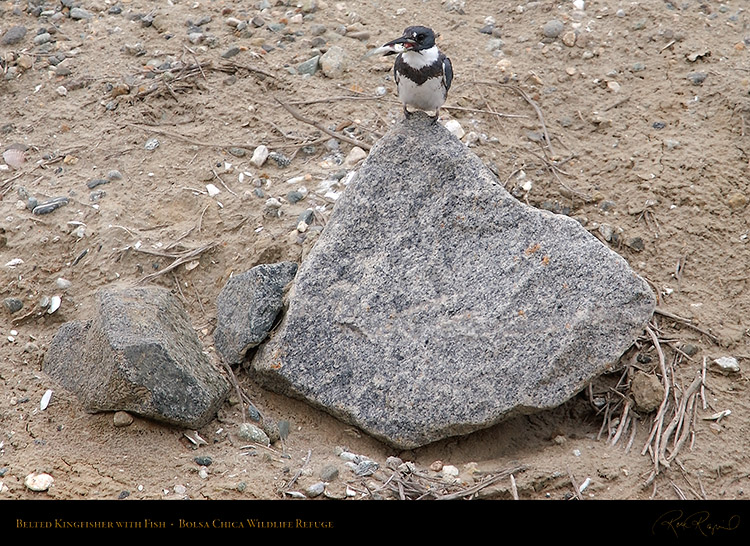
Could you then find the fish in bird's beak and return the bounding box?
[364,33,416,58]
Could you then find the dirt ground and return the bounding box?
[1,0,749,506]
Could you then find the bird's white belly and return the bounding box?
[397,76,446,112]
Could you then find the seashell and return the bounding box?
[5,258,24,267]
[47,295,61,314]
[206,183,220,197]
[2,147,25,169]
[40,389,53,411]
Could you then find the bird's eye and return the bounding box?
[416,34,425,41]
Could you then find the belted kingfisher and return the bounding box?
[372,26,453,121]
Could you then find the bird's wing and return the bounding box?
[393,55,401,85]
[441,54,453,92]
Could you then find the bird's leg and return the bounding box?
[430,109,440,124]
[403,105,413,119]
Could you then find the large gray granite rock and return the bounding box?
[43,286,230,428]
[249,112,656,449]
[213,262,298,365]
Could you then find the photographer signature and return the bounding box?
[652,510,740,537]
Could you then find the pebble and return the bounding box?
[686,71,707,85]
[56,277,72,289]
[320,45,346,78]
[222,46,241,59]
[268,151,291,168]
[1,26,28,46]
[113,411,134,427]
[3,297,23,314]
[727,193,748,210]
[144,138,160,151]
[194,456,213,466]
[107,170,123,181]
[32,197,68,215]
[543,20,564,39]
[238,422,270,446]
[25,473,54,492]
[343,146,367,167]
[713,356,740,373]
[70,7,93,20]
[33,32,52,46]
[631,371,663,412]
[250,145,269,167]
[320,465,339,482]
[297,55,320,76]
[444,119,465,139]
[305,482,326,498]
[87,178,109,189]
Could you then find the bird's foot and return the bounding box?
[403,106,414,119]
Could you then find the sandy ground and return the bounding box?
[1,0,749,508]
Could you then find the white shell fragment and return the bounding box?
[24,472,54,492]
[40,389,53,411]
[5,258,24,267]
[3,147,26,169]
[206,183,221,197]
[47,295,61,314]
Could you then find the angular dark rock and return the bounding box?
[249,112,656,449]
[214,262,298,365]
[43,286,230,428]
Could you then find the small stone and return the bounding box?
[222,46,241,59]
[441,465,459,477]
[430,460,444,471]
[194,456,213,466]
[686,72,708,85]
[56,277,72,290]
[228,147,246,157]
[251,145,269,167]
[631,371,664,413]
[444,119,465,139]
[144,138,160,151]
[24,473,54,492]
[305,482,326,498]
[268,151,291,168]
[713,356,740,373]
[2,26,28,46]
[320,45,346,78]
[543,20,564,39]
[625,237,645,252]
[320,465,339,482]
[343,146,367,167]
[238,422,270,446]
[87,178,109,189]
[727,193,748,210]
[33,32,52,46]
[107,170,123,181]
[32,197,68,215]
[70,7,93,20]
[3,298,23,314]
[297,55,320,76]
[562,31,577,47]
[113,411,134,427]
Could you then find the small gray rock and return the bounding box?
[70,7,93,20]
[320,46,346,78]
[631,371,663,413]
[543,20,564,38]
[1,26,27,46]
[687,71,708,85]
[297,55,320,76]
[3,297,23,314]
